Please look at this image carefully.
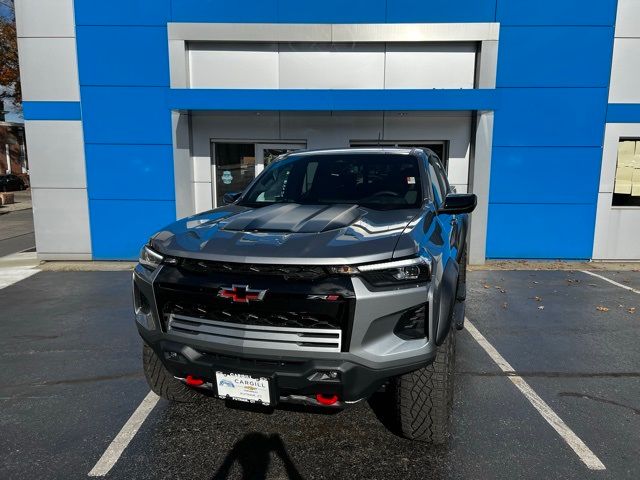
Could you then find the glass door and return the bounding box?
[212,143,256,207]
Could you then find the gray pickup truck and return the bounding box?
[133,148,476,443]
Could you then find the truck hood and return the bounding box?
[150,203,421,265]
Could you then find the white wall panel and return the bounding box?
[189,43,279,89]
[615,0,640,38]
[593,193,640,260]
[25,121,86,189]
[279,44,384,89]
[385,43,476,89]
[593,123,640,260]
[188,42,476,90]
[18,37,80,101]
[15,0,75,38]
[193,156,212,182]
[31,188,91,256]
[194,182,213,213]
[609,38,640,103]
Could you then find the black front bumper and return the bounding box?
[134,260,434,404]
[139,328,431,403]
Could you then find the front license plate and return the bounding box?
[215,371,272,405]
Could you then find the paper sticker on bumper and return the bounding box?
[216,371,271,405]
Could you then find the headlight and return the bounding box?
[327,256,431,287]
[139,245,164,270]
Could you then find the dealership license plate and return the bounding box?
[215,371,272,405]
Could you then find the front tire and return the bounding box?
[142,344,202,402]
[389,326,456,443]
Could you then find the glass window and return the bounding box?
[613,139,640,207]
[241,153,422,210]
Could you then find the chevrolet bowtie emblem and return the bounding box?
[218,285,267,303]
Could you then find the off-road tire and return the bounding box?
[390,326,456,443]
[142,344,202,402]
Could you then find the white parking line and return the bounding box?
[580,270,640,295]
[88,391,159,477]
[465,318,606,471]
[0,267,39,289]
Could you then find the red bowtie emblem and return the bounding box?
[218,285,267,303]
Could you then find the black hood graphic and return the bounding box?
[150,203,422,265]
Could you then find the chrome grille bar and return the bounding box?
[167,313,342,352]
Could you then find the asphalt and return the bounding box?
[0,208,36,257]
[0,270,639,479]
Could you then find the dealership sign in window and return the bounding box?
[613,140,640,207]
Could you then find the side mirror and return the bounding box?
[222,192,242,205]
[438,193,477,214]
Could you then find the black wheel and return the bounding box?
[142,344,202,402]
[388,326,456,444]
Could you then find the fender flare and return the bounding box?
[433,258,459,346]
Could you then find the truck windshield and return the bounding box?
[239,153,423,210]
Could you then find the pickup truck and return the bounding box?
[133,147,476,443]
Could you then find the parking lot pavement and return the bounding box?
[1,268,639,479]
[0,208,35,257]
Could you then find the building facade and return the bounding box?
[14,0,640,263]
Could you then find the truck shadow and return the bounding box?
[211,432,304,480]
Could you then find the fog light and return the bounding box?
[394,304,427,340]
[308,370,340,381]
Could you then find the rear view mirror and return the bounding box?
[222,192,242,205]
[438,193,477,214]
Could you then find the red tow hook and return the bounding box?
[316,393,339,406]
[185,375,204,386]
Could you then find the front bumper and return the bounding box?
[134,262,436,403]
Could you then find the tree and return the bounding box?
[0,0,21,109]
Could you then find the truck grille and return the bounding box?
[155,283,352,351]
[167,314,342,352]
[163,301,341,330]
[178,259,327,281]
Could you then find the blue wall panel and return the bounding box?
[86,145,175,201]
[489,147,602,204]
[486,203,597,259]
[77,27,169,87]
[493,88,608,147]
[168,88,497,111]
[277,0,386,23]
[90,200,176,260]
[497,27,614,88]
[22,102,82,121]
[607,104,640,123]
[496,0,617,26]
[81,87,172,145]
[171,0,277,23]
[386,0,496,22]
[75,0,170,26]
